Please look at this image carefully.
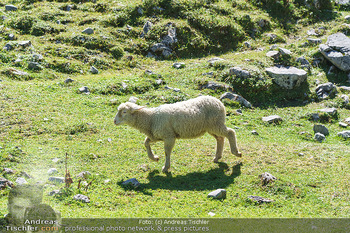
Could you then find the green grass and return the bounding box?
[0,0,350,219]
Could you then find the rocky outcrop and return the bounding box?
[265,65,307,89]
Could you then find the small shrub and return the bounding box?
[110,46,124,59]
[9,15,36,34]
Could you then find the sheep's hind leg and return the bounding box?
[162,138,175,173]
[225,127,242,157]
[144,137,159,162]
[210,134,224,163]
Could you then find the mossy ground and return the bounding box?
[0,0,350,218]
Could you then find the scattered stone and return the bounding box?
[248,195,274,203]
[279,48,292,56]
[52,158,60,163]
[208,212,216,217]
[48,177,65,183]
[202,72,214,77]
[313,124,329,136]
[243,41,251,49]
[307,38,322,45]
[104,179,111,184]
[345,117,350,125]
[298,153,304,156]
[315,82,337,99]
[64,78,74,84]
[66,5,74,11]
[314,132,326,142]
[49,190,61,196]
[339,122,348,128]
[7,68,29,77]
[18,41,32,48]
[48,168,58,175]
[3,43,13,51]
[266,65,307,89]
[262,115,283,124]
[76,171,91,179]
[141,21,153,37]
[0,177,13,190]
[266,50,280,59]
[346,15,350,22]
[338,131,350,139]
[229,67,251,78]
[259,172,277,185]
[296,56,310,66]
[73,194,90,203]
[20,171,33,179]
[90,66,99,74]
[3,168,15,174]
[28,62,42,71]
[207,189,226,199]
[319,33,350,72]
[199,81,234,93]
[16,177,27,185]
[220,92,252,108]
[339,86,350,92]
[128,96,138,104]
[236,109,242,114]
[79,86,90,94]
[307,29,319,36]
[173,62,185,69]
[122,178,140,188]
[251,130,259,135]
[82,28,94,35]
[208,57,225,66]
[318,108,338,116]
[5,5,17,11]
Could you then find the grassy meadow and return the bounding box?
[0,0,350,219]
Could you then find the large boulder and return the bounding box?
[265,65,307,89]
[319,33,350,71]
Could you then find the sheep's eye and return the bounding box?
[122,111,127,114]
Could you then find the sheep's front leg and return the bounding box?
[213,135,224,163]
[144,137,159,162]
[162,138,175,173]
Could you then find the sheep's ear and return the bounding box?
[130,105,144,113]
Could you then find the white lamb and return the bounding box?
[114,95,241,173]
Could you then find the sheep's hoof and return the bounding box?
[153,156,159,162]
[213,158,221,163]
[235,152,242,157]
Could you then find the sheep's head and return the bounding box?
[114,102,144,125]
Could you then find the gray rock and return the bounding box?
[338,131,350,139]
[3,43,13,51]
[319,33,350,71]
[220,92,252,108]
[162,26,177,46]
[345,15,350,22]
[141,21,153,37]
[262,115,283,124]
[243,41,251,49]
[251,130,259,135]
[122,178,140,188]
[150,43,168,53]
[82,28,94,35]
[79,86,90,94]
[313,124,329,136]
[279,48,292,56]
[296,57,310,66]
[208,189,226,199]
[339,86,350,92]
[339,122,348,128]
[259,172,277,185]
[90,66,99,74]
[18,41,32,48]
[307,29,319,36]
[307,38,322,45]
[49,190,61,196]
[345,117,350,125]
[318,108,338,116]
[341,94,350,104]
[66,5,73,11]
[16,177,27,185]
[173,88,181,92]
[229,67,251,78]
[315,82,337,99]
[48,168,58,175]
[76,171,91,178]
[73,194,90,203]
[173,62,185,69]
[48,177,65,183]
[7,68,29,77]
[52,158,60,163]
[32,54,43,61]
[0,177,13,189]
[5,5,17,11]
[200,81,234,92]
[64,78,75,84]
[207,57,225,66]
[266,50,280,59]
[314,132,326,142]
[248,195,274,203]
[162,48,172,58]
[28,62,42,70]
[3,168,15,174]
[265,65,307,89]
[128,96,138,104]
